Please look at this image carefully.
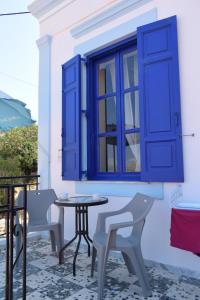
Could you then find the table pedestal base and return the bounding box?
[59,205,92,276]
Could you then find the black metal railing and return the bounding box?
[0,175,40,238]
[0,175,40,299]
[0,184,27,300]
[0,175,40,190]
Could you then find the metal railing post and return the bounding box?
[22,185,27,300]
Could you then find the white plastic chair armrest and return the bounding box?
[108,221,134,233]
[96,209,126,233]
[103,222,134,252]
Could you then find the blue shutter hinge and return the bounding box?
[81,57,88,65]
[81,109,88,118]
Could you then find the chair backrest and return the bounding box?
[123,193,155,239]
[16,189,58,226]
[125,193,154,221]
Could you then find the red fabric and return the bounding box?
[170,208,200,254]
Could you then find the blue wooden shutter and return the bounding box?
[62,55,81,180]
[138,16,184,182]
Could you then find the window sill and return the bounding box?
[75,180,164,199]
[83,180,151,184]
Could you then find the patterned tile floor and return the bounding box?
[0,239,200,299]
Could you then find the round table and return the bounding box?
[54,196,108,276]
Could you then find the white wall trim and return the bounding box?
[28,0,75,20]
[74,8,157,56]
[37,35,51,47]
[37,34,52,189]
[71,0,153,38]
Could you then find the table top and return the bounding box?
[54,196,108,207]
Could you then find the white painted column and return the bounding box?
[37,35,52,189]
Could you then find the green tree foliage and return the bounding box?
[0,125,38,175]
[0,158,21,177]
[0,158,22,206]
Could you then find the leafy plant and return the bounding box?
[0,158,22,206]
[0,125,38,175]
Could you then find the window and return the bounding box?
[62,16,184,182]
[89,43,141,180]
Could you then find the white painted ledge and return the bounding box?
[74,8,157,56]
[28,0,74,20]
[71,0,153,38]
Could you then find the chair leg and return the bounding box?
[53,226,62,256]
[91,246,97,277]
[97,248,108,300]
[122,251,135,275]
[126,249,151,297]
[50,230,56,252]
[134,246,151,290]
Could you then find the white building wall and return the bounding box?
[30,0,200,272]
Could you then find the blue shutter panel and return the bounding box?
[62,55,81,180]
[138,16,184,182]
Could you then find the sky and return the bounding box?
[0,0,39,120]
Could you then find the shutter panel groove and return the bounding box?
[62,55,81,180]
[138,16,184,182]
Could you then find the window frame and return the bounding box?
[87,35,141,181]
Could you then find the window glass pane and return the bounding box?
[123,50,138,89]
[98,59,116,96]
[99,97,116,133]
[125,133,140,172]
[124,91,139,129]
[99,136,117,172]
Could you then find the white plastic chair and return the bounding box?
[91,193,155,299]
[15,189,63,264]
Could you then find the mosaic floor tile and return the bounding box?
[0,262,5,288]
[0,281,34,300]
[60,248,75,259]
[65,266,97,287]
[0,249,6,261]
[66,287,96,300]
[166,282,200,300]
[13,264,41,280]
[26,291,52,300]
[1,238,200,299]
[87,275,130,295]
[30,255,58,270]
[27,249,47,262]
[28,239,49,250]
[113,289,163,300]
[45,261,81,278]
[149,266,180,282]
[179,275,200,288]
[88,259,121,274]
[108,265,138,284]
[148,276,175,294]
[26,270,60,289]
[39,278,82,300]
[66,253,91,269]
[0,274,5,289]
